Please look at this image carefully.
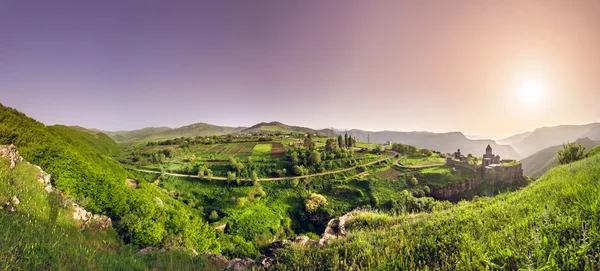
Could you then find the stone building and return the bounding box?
[482,144,501,166]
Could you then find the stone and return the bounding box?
[215,224,227,231]
[225,258,255,271]
[135,247,158,256]
[11,196,19,205]
[4,201,16,213]
[259,257,275,269]
[203,253,228,265]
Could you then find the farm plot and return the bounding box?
[270,142,286,158]
[236,143,257,157]
[217,143,238,154]
[208,144,226,152]
[227,143,246,155]
[252,143,272,160]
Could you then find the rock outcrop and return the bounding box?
[431,164,528,201]
[0,144,112,230]
[0,144,22,170]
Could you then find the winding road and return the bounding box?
[133,151,399,182]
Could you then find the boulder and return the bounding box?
[225,258,255,271]
[203,253,228,265]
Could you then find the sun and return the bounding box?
[519,80,544,104]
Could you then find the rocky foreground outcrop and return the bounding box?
[1,144,112,230]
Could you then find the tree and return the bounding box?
[344,133,349,148]
[308,151,322,167]
[304,193,327,213]
[198,166,213,179]
[208,210,219,222]
[420,148,433,156]
[290,151,300,165]
[325,138,337,152]
[558,142,586,165]
[227,171,237,182]
[251,170,259,185]
[338,135,343,149]
[304,134,315,151]
[230,157,244,172]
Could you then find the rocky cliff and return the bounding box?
[431,164,528,201]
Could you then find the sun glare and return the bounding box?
[519,80,544,104]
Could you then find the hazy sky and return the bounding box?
[1,1,599,139]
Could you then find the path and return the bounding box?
[134,151,399,182]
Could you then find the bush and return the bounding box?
[558,142,586,165]
[304,193,327,213]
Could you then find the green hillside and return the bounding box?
[0,155,223,270]
[240,121,318,135]
[51,125,122,156]
[105,123,244,143]
[521,137,598,178]
[274,147,600,270]
[0,104,219,253]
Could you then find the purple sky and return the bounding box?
[1,1,599,138]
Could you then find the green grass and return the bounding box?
[418,166,475,186]
[273,150,600,270]
[399,154,446,166]
[252,143,272,160]
[0,158,224,270]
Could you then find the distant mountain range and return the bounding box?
[500,123,600,158]
[101,121,600,163]
[520,137,599,178]
[337,130,520,159]
[104,123,245,143]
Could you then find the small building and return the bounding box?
[482,144,501,166]
[453,149,461,159]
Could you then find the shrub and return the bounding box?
[558,142,586,165]
[304,193,327,213]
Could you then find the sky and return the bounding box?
[1,1,599,139]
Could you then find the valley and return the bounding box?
[1,104,599,270]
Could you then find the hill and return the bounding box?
[105,123,245,143]
[0,146,223,270]
[50,125,122,156]
[239,121,318,135]
[521,137,599,178]
[496,131,532,145]
[506,123,600,157]
[340,130,520,159]
[0,104,219,254]
[274,142,600,270]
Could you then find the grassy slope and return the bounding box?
[0,158,223,270]
[521,137,599,178]
[51,125,122,156]
[275,150,600,270]
[0,104,219,253]
[106,123,244,143]
[240,121,317,135]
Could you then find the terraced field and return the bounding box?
[252,143,272,160]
